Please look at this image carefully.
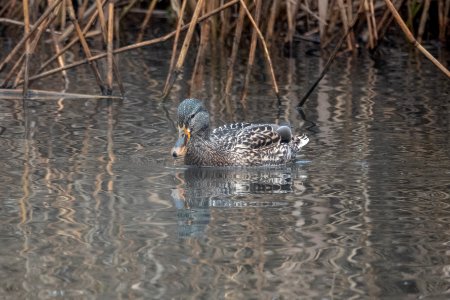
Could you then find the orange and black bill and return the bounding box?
[171,127,190,158]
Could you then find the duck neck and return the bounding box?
[191,128,211,142]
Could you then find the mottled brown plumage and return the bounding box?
[171,99,309,166]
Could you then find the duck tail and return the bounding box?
[292,134,309,152]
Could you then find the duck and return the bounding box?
[171,98,309,167]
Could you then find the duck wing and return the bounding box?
[211,123,252,137]
[235,124,284,149]
[212,123,289,151]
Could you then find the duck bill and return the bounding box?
[171,129,190,158]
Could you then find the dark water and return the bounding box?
[1,40,449,299]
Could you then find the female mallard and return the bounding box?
[171,99,309,166]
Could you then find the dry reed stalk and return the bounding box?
[266,0,279,43]
[175,0,204,68]
[114,4,120,43]
[137,0,158,43]
[0,18,62,34]
[56,0,102,42]
[219,0,231,46]
[37,0,105,73]
[239,0,279,98]
[337,0,353,51]
[1,0,18,17]
[298,2,363,108]
[347,0,353,21]
[285,0,299,43]
[0,0,63,72]
[206,0,220,94]
[95,0,107,39]
[322,3,341,48]
[50,26,68,87]
[0,88,122,99]
[78,0,89,21]
[106,3,114,94]
[119,0,140,20]
[163,0,188,97]
[367,0,375,47]
[162,0,205,98]
[56,23,75,42]
[1,54,25,87]
[25,0,240,85]
[384,0,450,77]
[346,0,357,47]
[242,0,262,101]
[207,0,219,41]
[49,0,68,87]
[369,0,378,42]
[13,64,26,89]
[14,9,58,89]
[300,2,328,29]
[111,48,125,96]
[126,0,239,52]
[0,0,13,16]
[66,0,106,93]
[112,64,125,97]
[438,0,444,41]
[364,0,375,48]
[22,0,31,96]
[93,0,123,96]
[190,3,211,95]
[439,0,450,42]
[10,1,22,19]
[362,0,375,49]
[318,0,329,41]
[417,0,430,43]
[377,0,404,42]
[224,3,245,96]
[60,0,66,30]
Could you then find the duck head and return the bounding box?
[171,99,210,158]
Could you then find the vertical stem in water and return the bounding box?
[337,0,353,51]
[137,0,158,43]
[240,0,280,99]
[106,3,114,94]
[383,0,450,77]
[242,0,262,103]
[0,0,63,72]
[37,1,105,74]
[318,0,329,42]
[190,2,211,96]
[438,0,450,42]
[225,3,245,96]
[163,0,205,98]
[22,0,30,97]
[163,0,188,98]
[266,0,279,44]
[66,0,106,94]
[417,0,430,43]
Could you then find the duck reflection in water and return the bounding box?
[171,166,307,238]
[170,98,309,237]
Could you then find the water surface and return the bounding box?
[0,41,449,299]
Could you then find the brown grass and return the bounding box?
[0,0,449,99]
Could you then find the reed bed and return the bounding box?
[0,0,449,100]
